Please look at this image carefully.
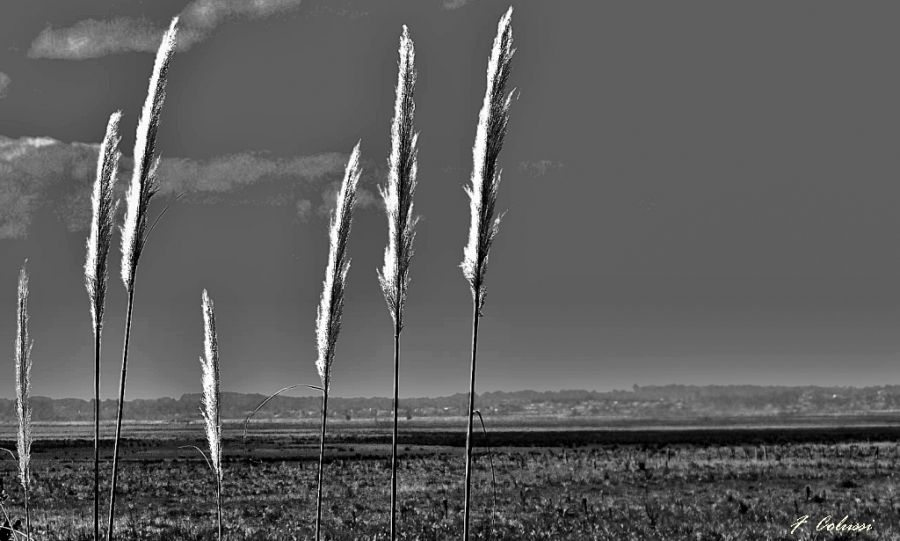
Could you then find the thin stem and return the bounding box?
[462,293,480,541]
[177,445,212,472]
[474,410,498,535]
[107,287,136,541]
[315,390,328,541]
[93,326,101,541]
[216,475,222,541]
[390,326,400,540]
[23,486,29,541]
[242,383,323,440]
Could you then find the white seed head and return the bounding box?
[200,289,222,481]
[315,143,362,391]
[121,17,179,289]
[462,7,515,308]
[378,25,419,329]
[15,263,33,490]
[85,111,122,330]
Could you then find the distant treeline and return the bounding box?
[1,385,900,423]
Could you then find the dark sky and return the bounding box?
[0,1,898,399]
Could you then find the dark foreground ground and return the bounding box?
[0,421,898,540]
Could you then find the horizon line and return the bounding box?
[6,382,900,402]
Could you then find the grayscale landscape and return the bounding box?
[0,1,897,539]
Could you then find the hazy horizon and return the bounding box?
[8,381,900,402]
[2,1,899,400]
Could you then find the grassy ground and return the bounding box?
[0,426,896,539]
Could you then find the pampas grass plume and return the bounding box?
[314,142,362,541]
[314,142,362,392]
[461,7,515,307]
[378,26,419,541]
[120,16,179,290]
[109,18,179,540]
[378,25,419,328]
[461,9,515,541]
[200,289,223,540]
[15,264,32,492]
[15,262,33,540]
[85,109,122,541]
[85,111,122,329]
[200,289,222,482]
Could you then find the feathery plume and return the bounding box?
[314,142,362,392]
[200,289,223,540]
[108,18,179,541]
[378,26,419,541]
[14,262,33,541]
[461,9,515,541]
[461,7,515,309]
[85,111,122,329]
[85,110,122,541]
[378,25,419,330]
[200,289,222,483]
[120,16,179,290]
[15,264,32,492]
[314,142,362,541]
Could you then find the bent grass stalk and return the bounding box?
[14,264,32,541]
[85,111,123,541]
[376,25,419,541]
[460,8,515,541]
[314,143,362,541]
[108,17,179,541]
[199,290,223,541]
[241,383,322,440]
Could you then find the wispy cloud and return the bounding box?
[0,72,10,98]
[519,159,564,177]
[158,152,346,195]
[0,135,378,239]
[29,19,177,60]
[28,0,304,60]
[308,0,368,19]
[441,0,475,10]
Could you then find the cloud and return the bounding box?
[0,72,10,98]
[0,135,378,239]
[519,160,564,177]
[29,19,180,59]
[315,180,381,218]
[296,199,313,220]
[308,3,368,19]
[180,0,305,30]
[442,0,475,10]
[157,152,347,195]
[28,0,304,59]
[0,163,38,238]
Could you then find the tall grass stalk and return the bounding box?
[460,8,515,540]
[14,264,32,541]
[107,17,179,541]
[377,25,419,541]
[199,290,223,541]
[314,143,362,541]
[85,111,122,541]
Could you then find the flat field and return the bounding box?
[0,420,897,540]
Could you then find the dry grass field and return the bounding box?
[0,423,896,540]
